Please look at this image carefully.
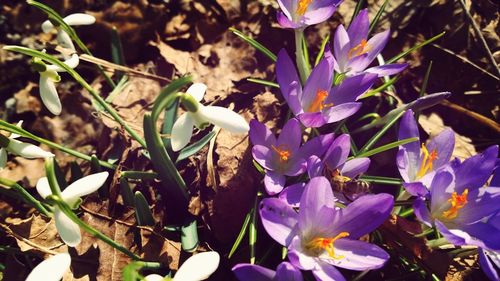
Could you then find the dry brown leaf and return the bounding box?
[14,82,42,114]
[0,157,46,187]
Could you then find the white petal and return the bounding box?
[56,30,76,51]
[144,274,165,281]
[10,120,24,139]
[186,83,207,102]
[63,53,79,69]
[61,171,109,205]
[171,113,195,152]
[7,139,54,159]
[0,148,6,169]
[173,252,220,281]
[41,20,54,33]
[36,177,52,199]
[26,253,71,281]
[54,207,81,247]
[199,106,249,133]
[39,72,62,115]
[63,13,96,26]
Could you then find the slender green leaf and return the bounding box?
[162,99,179,151]
[386,32,446,64]
[0,178,50,216]
[249,195,258,264]
[45,158,62,198]
[151,76,191,121]
[314,34,330,66]
[247,78,279,88]
[111,26,126,66]
[176,130,216,163]
[359,175,402,185]
[120,178,135,207]
[134,191,155,226]
[181,217,199,252]
[354,137,419,158]
[360,75,400,99]
[415,61,433,120]
[228,208,253,259]
[369,0,389,34]
[358,110,406,153]
[301,34,311,72]
[229,27,277,62]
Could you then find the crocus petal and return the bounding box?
[171,112,195,151]
[297,112,327,128]
[365,30,390,64]
[398,110,420,181]
[259,198,298,246]
[347,9,369,46]
[26,253,71,281]
[199,106,249,133]
[187,83,207,102]
[252,145,274,170]
[332,193,394,239]
[324,134,350,169]
[276,0,294,23]
[302,56,334,109]
[340,157,370,178]
[458,222,500,251]
[39,72,62,115]
[328,73,377,105]
[277,11,303,29]
[287,81,305,115]
[276,49,301,97]
[264,171,286,195]
[144,274,165,281]
[0,148,7,168]
[299,133,335,160]
[413,197,433,227]
[61,171,109,206]
[306,155,323,178]
[479,249,500,281]
[54,207,81,247]
[277,118,302,151]
[330,239,389,270]
[312,262,346,281]
[365,63,408,77]
[63,13,96,26]
[426,128,455,170]
[275,262,304,281]
[232,264,275,281]
[36,177,52,199]
[403,92,451,113]
[429,170,454,213]
[249,120,276,147]
[174,252,220,281]
[333,24,350,71]
[298,177,336,234]
[456,187,500,225]
[280,182,306,207]
[453,145,498,189]
[403,182,429,197]
[302,4,338,26]
[7,139,54,159]
[288,237,317,270]
[324,102,362,123]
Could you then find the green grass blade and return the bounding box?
[249,195,258,264]
[176,130,216,163]
[358,110,406,154]
[359,175,403,185]
[228,207,253,259]
[415,61,433,120]
[161,99,179,151]
[354,137,419,158]
[360,75,400,99]
[134,191,155,226]
[120,178,135,207]
[314,34,330,66]
[247,78,279,88]
[229,27,277,62]
[369,0,389,34]
[180,218,199,252]
[301,34,311,72]
[386,32,446,64]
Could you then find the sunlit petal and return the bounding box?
[187,83,207,102]
[199,106,249,133]
[173,252,220,281]
[7,139,54,159]
[36,177,52,199]
[63,13,96,26]
[61,171,109,205]
[26,253,71,281]
[54,207,81,247]
[39,72,62,115]
[171,112,195,151]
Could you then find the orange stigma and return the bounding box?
[347,39,371,59]
[296,0,313,16]
[442,189,469,219]
[416,144,438,179]
[272,144,292,162]
[307,89,333,112]
[305,232,350,259]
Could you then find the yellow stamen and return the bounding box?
[347,39,371,59]
[272,144,292,162]
[442,189,469,219]
[307,89,334,112]
[331,168,351,182]
[416,144,438,179]
[296,0,313,16]
[305,232,350,259]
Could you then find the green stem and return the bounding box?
[427,237,449,248]
[414,228,434,238]
[294,29,310,84]
[120,171,158,180]
[0,178,51,217]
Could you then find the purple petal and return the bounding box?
[413,197,433,227]
[426,128,455,170]
[345,53,371,75]
[306,155,323,178]
[333,24,350,71]
[277,11,303,29]
[324,134,351,169]
[298,177,336,234]
[303,5,338,26]
[232,264,275,281]
[454,145,498,189]
[434,220,467,246]
[457,187,500,225]
[277,0,293,20]
[275,262,304,281]
[288,236,318,270]
[298,112,327,128]
[324,102,362,123]
[405,92,451,112]
[365,63,408,77]
[277,118,302,151]
[403,182,429,197]
[328,73,377,104]
[280,182,306,207]
[340,157,370,178]
[284,157,308,176]
[277,49,301,99]
[347,9,369,46]
[302,57,334,111]
[329,239,389,270]
[252,145,274,170]
[287,81,305,115]
[429,170,454,213]
[259,198,298,246]
[249,119,276,147]
[264,171,286,195]
[312,262,346,281]
[332,193,394,239]
[437,220,500,250]
[300,133,335,160]
[365,30,390,64]
[398,110,421,181]
[479,249,500,281]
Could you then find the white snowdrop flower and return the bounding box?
[171,83,249,151]
[41,13,96,51]
[0,121,54,168]
[144,251,220,281]
[36,172,109,247]
[25,253,71,281]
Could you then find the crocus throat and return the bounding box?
[296,0,313,16]
[307,89,333,112]
[305,232,350,259]
[442,189,468,219]
[272,144,292,162]
[416,144,438,179]
[347,39,370,59]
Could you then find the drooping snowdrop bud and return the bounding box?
[144,251,220,281]
[25,253,71,281]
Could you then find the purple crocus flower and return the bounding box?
[479,212,500,281]
[397,109,455,196]
[276,0,343,29]
[250,118,333,195]
[233,262,303,281]
[413,145,500,251]
[332,9,407,77]
[260,176,394,280]
[276,49,377,128]
[280,134,371,206]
